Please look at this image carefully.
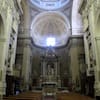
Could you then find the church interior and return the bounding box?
[0,0,100,100]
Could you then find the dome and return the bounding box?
[31,12,71,47]
[30,0,70,10]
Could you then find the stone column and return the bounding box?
[21,36,32,90]
[20,0,32,91]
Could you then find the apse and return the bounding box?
[30,0,71,10]
[31,12,71,47]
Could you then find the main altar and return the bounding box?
[40,47,61,99]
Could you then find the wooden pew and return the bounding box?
[3,91,42,100]
[57,92,95,100]
[3,91,95,100]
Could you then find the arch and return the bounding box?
[31,11,71,47]
[72,0,83,35]
[31,11,70,29]
[0,14,4,38]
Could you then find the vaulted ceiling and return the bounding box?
[22,0,83,47]
[30,0,71,10]
[31,12,71,47]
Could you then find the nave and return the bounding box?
[0,0,100,100]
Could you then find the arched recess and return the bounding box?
[96,14,100,34]
[31,11,71,47]
[0,15,4,38]
[72,0,83,35]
